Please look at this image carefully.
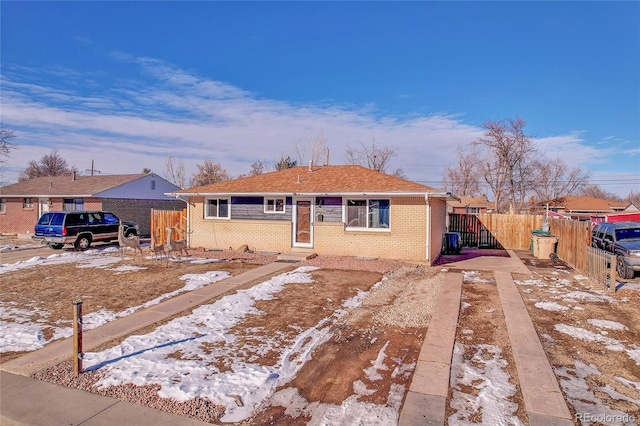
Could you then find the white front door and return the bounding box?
[293,197,313,247]
[39,198,50,217]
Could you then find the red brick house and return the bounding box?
[0,173,184,236]
[168,164,456,264]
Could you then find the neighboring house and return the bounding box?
[0,173,184,236]
[447,195,495,215]
[169,164,456,264]
[531,195,636,221]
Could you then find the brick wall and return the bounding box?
[0,198,39,234]
[189,201,292,252]
[314,196,428,261]
[184,195,450,262]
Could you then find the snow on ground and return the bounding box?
[448,342,524,426]
[81,266,398,424]
[556,360,638,425]
[268,340,407,425]
[515,273,640,422]
[0,250,230,353]
[0,242,45,253]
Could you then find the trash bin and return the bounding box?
[530,229,551,254]
[534,235,558,259]
[442,232,461,255]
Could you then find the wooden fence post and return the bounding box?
[609,254,617,293]
[72,300,83,375]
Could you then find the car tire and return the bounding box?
[616,256,634,280]
[75,235,92,251]
[48,243,64,250]
[125,229,137,238]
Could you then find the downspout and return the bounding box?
[425,194,431,264]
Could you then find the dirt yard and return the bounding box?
[2,241,639,424]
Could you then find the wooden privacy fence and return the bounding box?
[477,213,544,250]
[548,217,592,272]
[150,208,187,244]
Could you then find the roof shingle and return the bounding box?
[176,165,440,195]
[0,174,148,197]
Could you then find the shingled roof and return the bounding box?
[540,196,629,212]
[175,165,441,195]
[0,174,150,197]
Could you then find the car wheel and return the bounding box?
[75,235,92,251]
[48,243,64,250]
[616,256,634,280]
[125,229,137,237]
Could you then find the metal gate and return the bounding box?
[449,213,502,249]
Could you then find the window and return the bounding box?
[151,180,156,190]
[345,199,390,230]
[264,198,285,214]
[23,198,34,209]
[205,198,230,219]
[63,198,84,211]
[468,207,480,214]
[0,198,5,213]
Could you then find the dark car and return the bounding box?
[591,221,640,279]
[33,211,138,250]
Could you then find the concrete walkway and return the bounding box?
[399,250,574,425]
[0,261,292,426]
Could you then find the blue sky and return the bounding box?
[1,1,638,196]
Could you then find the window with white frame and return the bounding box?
[63,198,84,211]
[0,198,5,213]
[264,197,285,213]
[205,198,230,219]
[23,198,34,209]
[345,199,390,229]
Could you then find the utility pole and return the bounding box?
[85,160,101,176]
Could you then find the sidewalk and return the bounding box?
[0,261,292,426]
[399,250,574,426]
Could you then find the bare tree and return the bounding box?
[442,146,481,196]
[294,129,329,166]
[237,160,266,179]
[579,184,623,202]
[626,190,640,206]
[189,160,230,187]
[345,139,397,174]
[18,149,78,181]
[164,155,186,188]
[251,160,264,176]
[274,155,297,171]
[474,116,537,213]
[531,158,591,201]
[0,127,17,165]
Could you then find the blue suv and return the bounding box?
[33,211,138,250]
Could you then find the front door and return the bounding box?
[293,198,313,247]
[39,198,50,217]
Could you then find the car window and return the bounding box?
[37,213,54,225]
[103,213,119,223]
[66,213,88,226]
[616,228,640,241]
[38,213,65,226]
[87,212,102,224]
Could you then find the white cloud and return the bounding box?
[1,55,637,196]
